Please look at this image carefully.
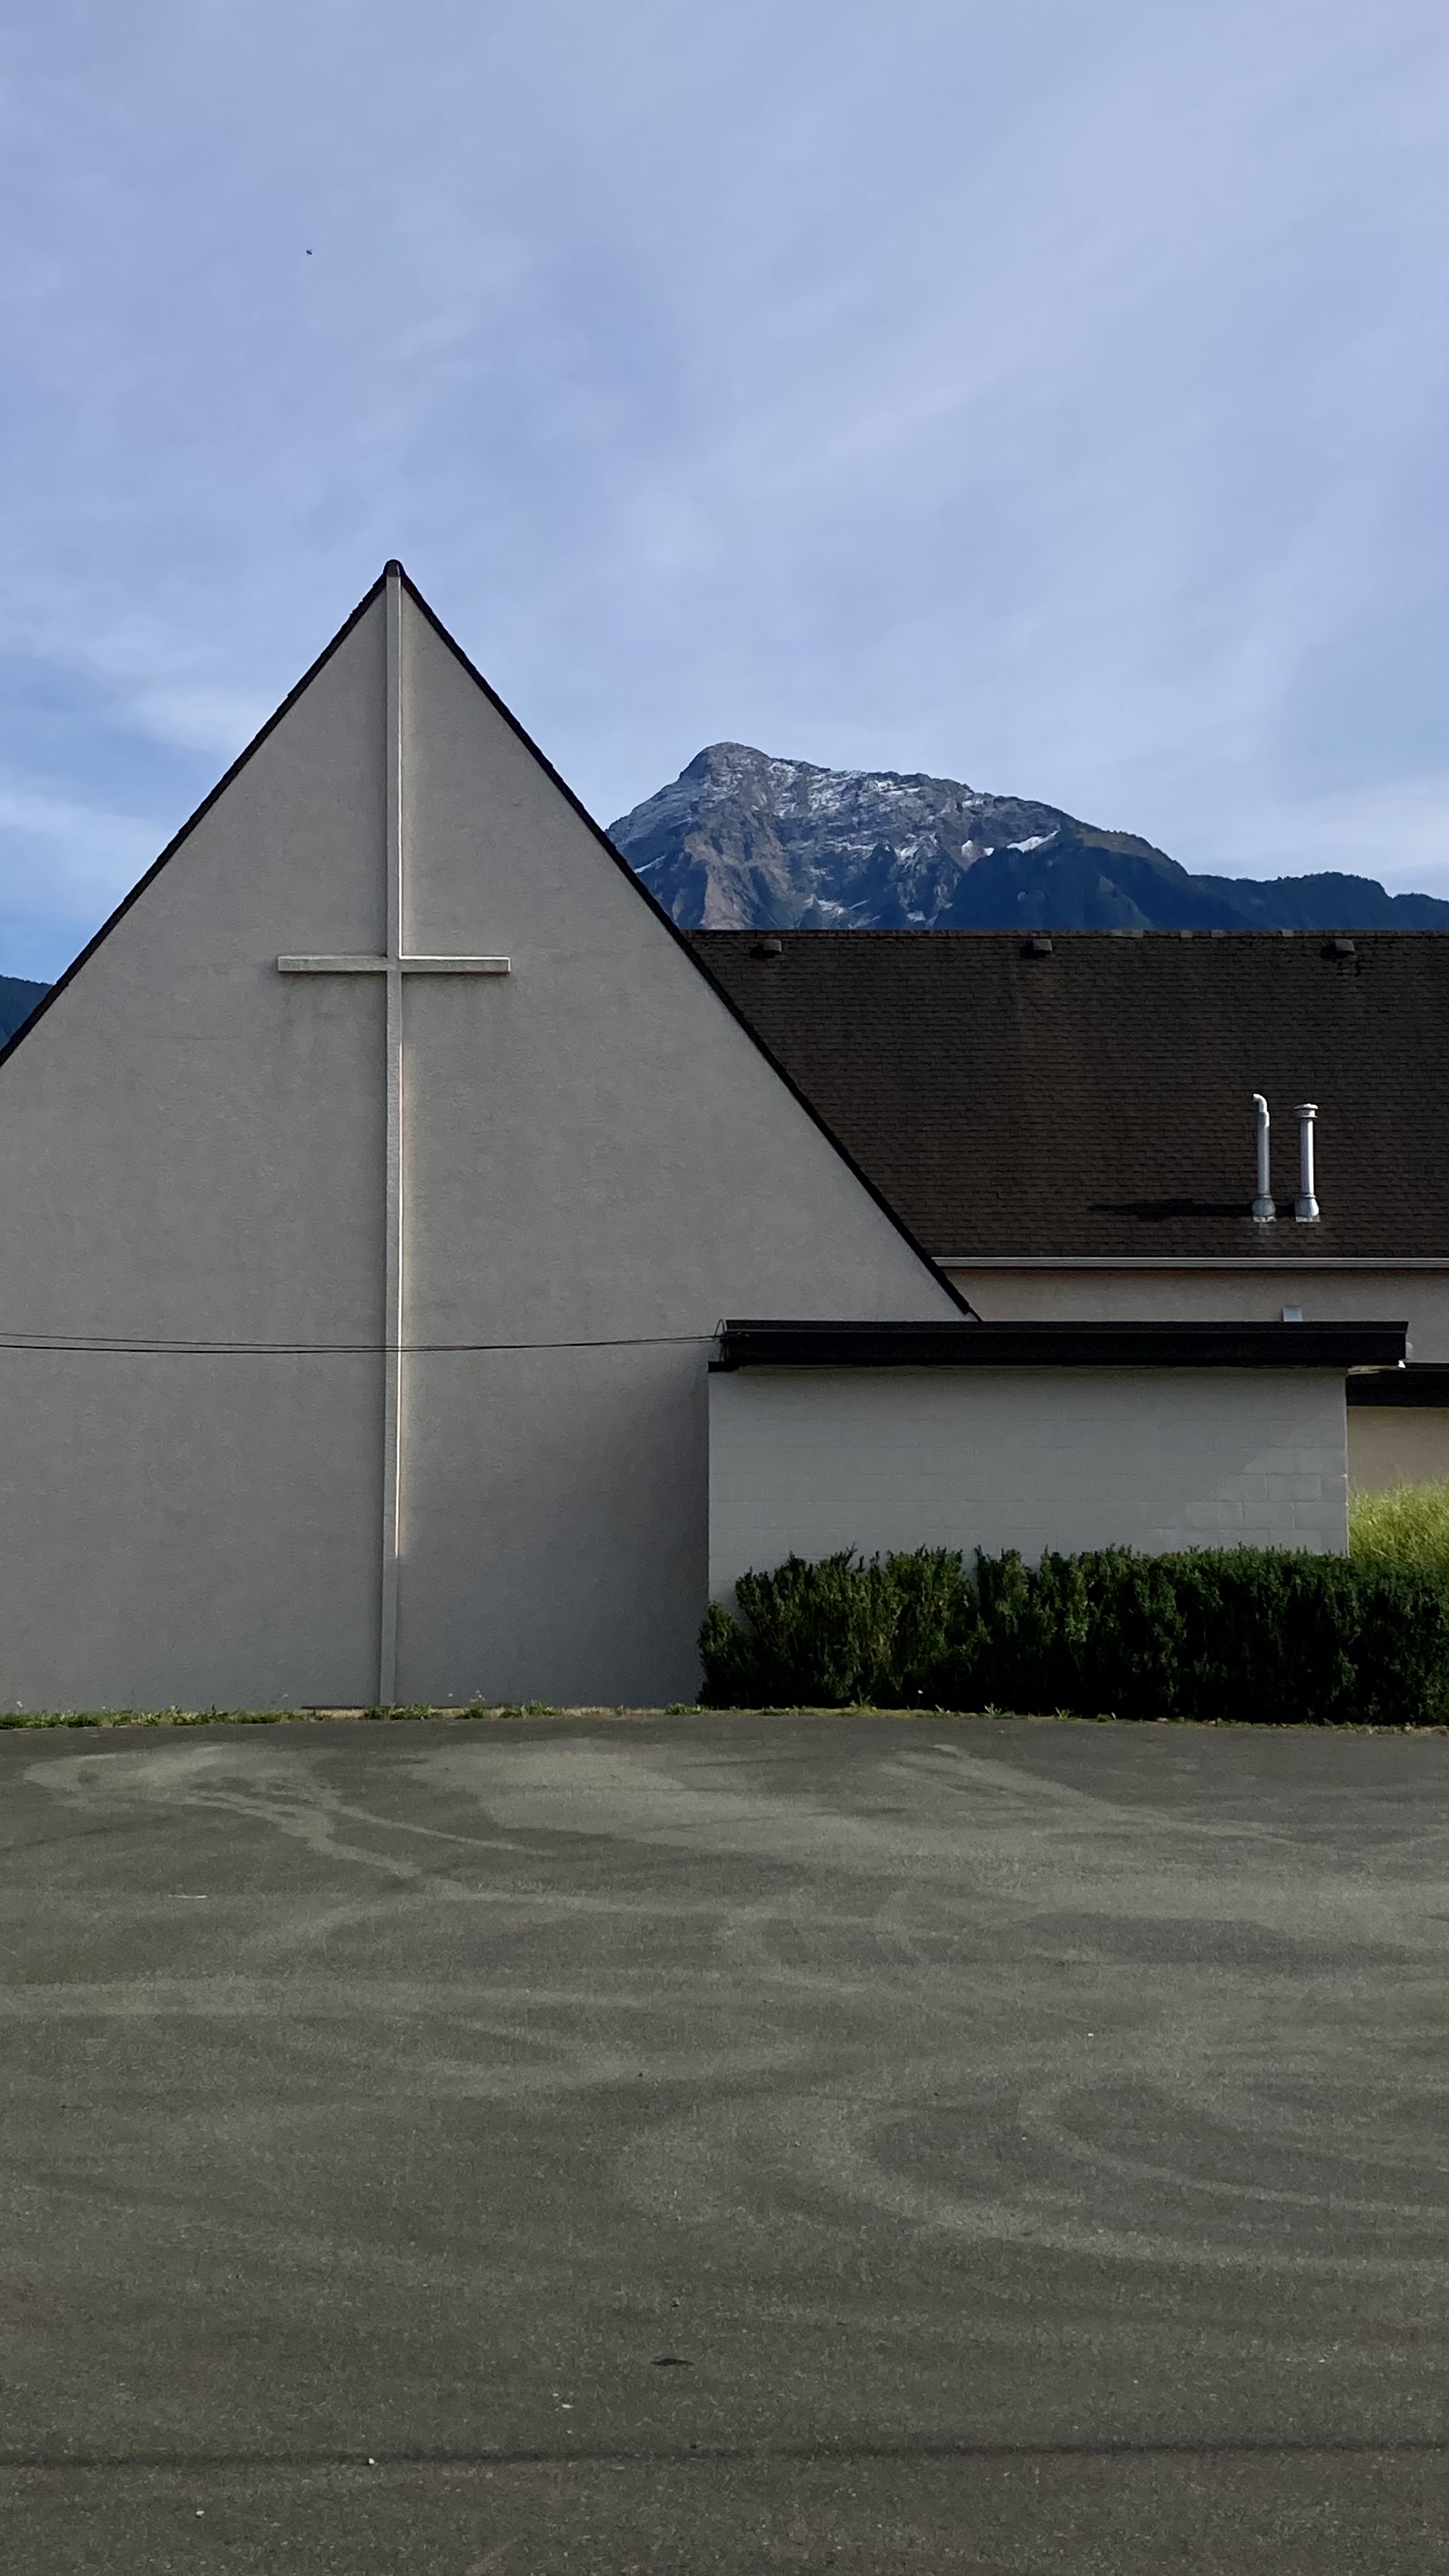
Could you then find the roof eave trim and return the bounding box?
[935,1256,1449,1271]
[713,1319,1408,1371]
[1348,1365,1449,1408]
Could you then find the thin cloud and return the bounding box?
[0,0,1444,969]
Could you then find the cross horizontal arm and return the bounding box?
[278,954,511,974]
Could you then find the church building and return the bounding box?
[0,568,1404,1712]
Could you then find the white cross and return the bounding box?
[279,563,509,1705]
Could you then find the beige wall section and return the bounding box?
[1347,1410,1449,1492]
[395,597,958,1706]
[946,1264,1445,1351]
[709,1366,1349,1597]
[0,602,390,1711]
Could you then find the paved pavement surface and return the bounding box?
[1,1712,1446,2575]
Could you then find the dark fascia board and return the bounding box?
[713,1318,1408,1370]
[0,572,390,1077]
[399,571,971,1318]
[1347,1363,1449,1408]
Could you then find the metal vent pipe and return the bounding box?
[1295,1102,1319,1223]
[1252,1094,1275,1222]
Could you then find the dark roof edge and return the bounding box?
[0,573,390,1077]
[688,928,1449,944]
[934,1256,1449,1271]
[399,571,970,1319]
[714,1319,1407,1371]
[1347,1364,1449,1408]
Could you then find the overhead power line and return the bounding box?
[0,1330,718,1358]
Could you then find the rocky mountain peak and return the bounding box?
[609,746,1449,935]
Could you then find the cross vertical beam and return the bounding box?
[278,561,511,1706]
[379,565,405,1705]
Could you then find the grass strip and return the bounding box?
[0,1704,1443,1733]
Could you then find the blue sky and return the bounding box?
[1,0,1445,979]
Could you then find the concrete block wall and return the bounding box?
[709,1365,1349,1598]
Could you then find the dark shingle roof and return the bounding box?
[687,930,1449,1261]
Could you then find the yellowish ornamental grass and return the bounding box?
[1349,1478,1449,1574]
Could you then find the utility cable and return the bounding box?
[0,1330,719,1358]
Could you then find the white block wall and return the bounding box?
[709,1365,1349,1597]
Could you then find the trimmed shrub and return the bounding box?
[1351,1478,1449,1577]
[699,1545,1449,1726]
[698,1546,976,1712]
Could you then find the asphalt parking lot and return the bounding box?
[1,1711,1446,2575]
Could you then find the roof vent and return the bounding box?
[1252,1094,1275,1222]
[1325,936,1356,958]
[1022,934,1053,958]
[751,935,783,959]
[1295,1102,1320,1223]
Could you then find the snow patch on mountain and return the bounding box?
[608,742,1449,935]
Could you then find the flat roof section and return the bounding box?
[1348,1363,1449,1407]
[713,1319,1409,1370]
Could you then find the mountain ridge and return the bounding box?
[609,743,1449,933]
[0,976,49,1045]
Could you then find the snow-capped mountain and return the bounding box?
[609,744,1449,933]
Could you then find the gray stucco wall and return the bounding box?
[392,601,957,1705]
[0,606,389,1711]
[708,1366,1349,1599]
[0,583,957,1712]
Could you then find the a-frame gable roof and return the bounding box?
[3,564,966,1312]
[0,572,389,1078]
[399,571,967,1311]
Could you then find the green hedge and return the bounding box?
[698,1545,1449,1726]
